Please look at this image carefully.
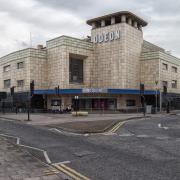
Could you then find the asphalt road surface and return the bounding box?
[0,115,180,180]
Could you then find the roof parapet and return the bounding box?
[87,11,148,30]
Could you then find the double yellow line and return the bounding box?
[44,169,59,176]
[53,163,90,180]
[108,121,125,133]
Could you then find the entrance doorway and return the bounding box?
[72,98,117,111]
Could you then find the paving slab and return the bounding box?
[0,136,62,180]
[0,112,145,126]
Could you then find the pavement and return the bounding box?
[0,112,147,126]
[0,136,62,180]
[0,111,176,134]
[0,113,180,179]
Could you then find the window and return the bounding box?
[17,80,24,87]
[172,66,177,73]
[3,65,10,72]
[69,57,83,83]
[162,81,168,88]
[51,100,61,106]
[162,63,168,70]
[126,100,136,107]
[172,80,177,88]
[4,79,11,88]
[17,62,24,69]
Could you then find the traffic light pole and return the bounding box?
[27,104,30,121]
[27,80,34,121]
[140,83,146,117]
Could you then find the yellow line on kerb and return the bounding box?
[54,164,90,180]
[109,121,125,133]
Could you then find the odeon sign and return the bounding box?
[93,30,120,43]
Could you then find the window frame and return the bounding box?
[172,80,177,89]
[3,65,10,72]
[172,66,177,73]
[126,99,136,107]
[69,57,84,84]
[4,79,11,88]
[17,62,24,69]
[51,99,61,106]
[162,63,168,70]
[17,80,24,87]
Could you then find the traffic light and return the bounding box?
[140,83,144,95]
[57,85,60,95]
[55,86,60,95]
[55,87,58,94]
[10,86,15,96]
[30,80,35,96]
[163,86,167,95]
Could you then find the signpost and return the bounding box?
[140,83,146,117]
[155,81,158,113]
[74,96,79,116]
[28,80,34,121]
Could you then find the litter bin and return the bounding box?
[146,105,152,114]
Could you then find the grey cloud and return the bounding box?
[0,0,180,58]
[36,0,92,11]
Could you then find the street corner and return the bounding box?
[0,136,62,180]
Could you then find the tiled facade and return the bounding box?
[0,11,180,110]
[140,42,180,94]
[0,49,47,92]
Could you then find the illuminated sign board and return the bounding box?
[82,88,108,93]
[93,30,120,43]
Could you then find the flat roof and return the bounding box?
[87,11,148,27]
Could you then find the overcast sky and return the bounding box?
[0,0,180,57]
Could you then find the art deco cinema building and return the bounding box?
[0,11,180,111]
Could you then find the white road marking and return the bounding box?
[103,132,117,136]
[49,128,82,136]
[136,134,150,138]
[119,133,134,137]
[156,136,169,140]
[0,133,52,164]
[158,123,169,130]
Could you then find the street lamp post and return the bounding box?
[74,96,79,116]
[155,81,158,113]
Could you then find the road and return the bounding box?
[0,115,180,180]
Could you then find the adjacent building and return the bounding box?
[0,11,180,111]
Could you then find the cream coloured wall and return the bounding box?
[140,50,180,93]
[91,22,143,89]
[46,36,94,90]
[0,48,47,93]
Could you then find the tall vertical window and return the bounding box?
[172,80,177,88]
[17,62,24,69]
[4,79,11,88]
[162,63,168,70]
[172,66,177,73]
[17,80,24,87]
[69,57,83,83]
